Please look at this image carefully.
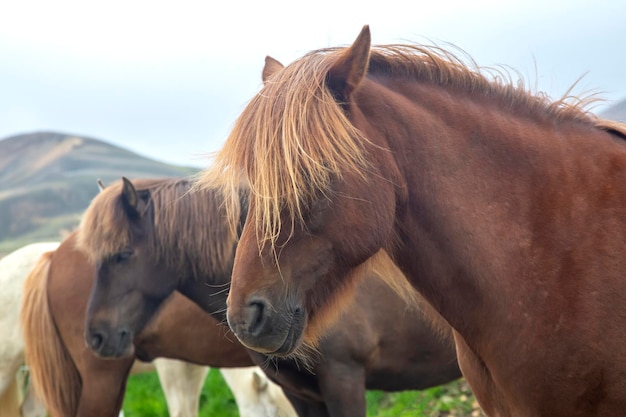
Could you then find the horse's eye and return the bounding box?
[113,251,133,263]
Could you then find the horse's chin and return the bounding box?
[134,347,154,362]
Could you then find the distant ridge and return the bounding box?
[600,98,626,122]
[0,131,198,256]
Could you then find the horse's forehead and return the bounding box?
[82,224,132,262]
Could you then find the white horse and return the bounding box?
[128,361,296,417]
[0,242,59,417]
[2,242,296,417]
[220,367,297,417]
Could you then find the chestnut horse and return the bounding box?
[200,25,626,417]
[77,177,462,417]
[2,241,234,417]
[21,231,295,417]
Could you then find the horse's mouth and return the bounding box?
[236,306,306,356]
[267,308,306,357]
[269,324,302,356]
[92,342,135,360]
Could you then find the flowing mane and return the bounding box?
[77,178,239,279]
[199,42,626,248]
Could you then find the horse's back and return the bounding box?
[0,242,60,303]
[0,242,59,373]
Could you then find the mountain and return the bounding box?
[0,131,199,256]
[600,98,626,122]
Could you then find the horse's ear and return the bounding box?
[252,370,268,392]
[326,25,371,102]
[262,56,285,83]
[121,177,148,218]
[96,179,106,193]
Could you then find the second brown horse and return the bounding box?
[70,177,461,417]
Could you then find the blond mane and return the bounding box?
[77,178,239,279]
[197,50,375,250]
[21,250,81,417]
[198,42,626,249]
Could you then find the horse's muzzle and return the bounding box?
[85,324,135,359]
[227,296,305,356]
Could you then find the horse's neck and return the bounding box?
[177,274,230,322]
[1,244,59,320]
[367,80,614,335]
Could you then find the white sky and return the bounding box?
[0,0,624,167]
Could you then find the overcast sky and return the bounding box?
[0,0,624,167]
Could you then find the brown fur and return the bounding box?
[31,225,459,417]
[300,248,448,357]
[77,178,238,279]
[199,36,626,254]
[21,251,81,417]
[366,249,451,336]
[208,26,626,416]
[25,231,255,417]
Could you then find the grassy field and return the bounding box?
[123,369,485,417]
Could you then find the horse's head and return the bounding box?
[78,178,179,358]
[221,368,297,417]
[201,26,404,357]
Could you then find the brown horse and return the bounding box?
[20,231,271,417]
[199,25,626,417]
[76,177,462,417]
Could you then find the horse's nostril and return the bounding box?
[90,331,104,351]
[247,300,266,336]
[119,328,130,341]
[118,327,131,349]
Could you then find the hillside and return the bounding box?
[0,131,199,256]
[600,98,626,122]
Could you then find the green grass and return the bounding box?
[123,369,484,416]
[365,380,482,417]
[123,369,240,417]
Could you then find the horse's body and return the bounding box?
[0,243,190,417]
[201,25,626,417]
[0,242,59,417]
[76,177,461,417]
[21,232,295,417]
